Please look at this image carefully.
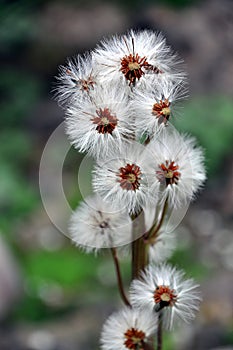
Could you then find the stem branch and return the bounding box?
[144,199,168,244]
[111,247,131,307]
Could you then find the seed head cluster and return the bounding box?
[55,29,206,350]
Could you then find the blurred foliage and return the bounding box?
[115,0,199,9]
[0,2,37,54]
[0,0,201,40]
[0,69,42,234]
[80,0,200,10]
[0,163,37,233]
[0,130,32,169]
[0,70,42,127]
[174,97,233,177]
[226,327,233,345]
[13,248,100,321]
[12,247,131,322]
[24,248,100,288]
[170,247,209,280]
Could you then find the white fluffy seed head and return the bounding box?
[93,29,186,88]
[100,307,157,350]
[149,230,176,263]
[65,82,133,159]
[54,53,97,107]
[92,142,159,215]
[131,78,188,137]
[69,194,132,253]
[130,263,202,330]
[148,127,206,208]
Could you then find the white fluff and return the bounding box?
[93,142,159,215]
[130,263,202,330]
[69,194,132,253]
[54,53,97,107]
[65,83,133,159]
[132,77,188,137]
[94,29,186,87]
[148,127,206,208]
[100,307,157,350]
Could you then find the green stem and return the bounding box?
[111,248,131,307]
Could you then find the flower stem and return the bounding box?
[157,312,163,350]
[110,247,131,307]
[144,199,168,244]
[131,211,148,280]
[144,341,155,350]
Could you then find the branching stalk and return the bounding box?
[144,199,168,245]
[110,247,131,307]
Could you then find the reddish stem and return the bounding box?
[111,248,131,307]
[131,211,148,280]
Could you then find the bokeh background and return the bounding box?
[0,0,233,349]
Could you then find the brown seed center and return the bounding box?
[120,53,148,85]
[91,108,118,134]
[127,173,137,183]
[154,285,177,308]
[124,327,146,350]
[156,160,181,186]
[160,292,171,302]
[128,61,141,71]
[165,169,174,179]
[118,163,141,191]
[80,78,95,92]
[161,107,171,117]
[66,69,95,92]
[152,99,171,125]
[100,117,109,126]
[120,37,162,85]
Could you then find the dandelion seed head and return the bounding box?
[100,307,157,350]
[130,263,202,330]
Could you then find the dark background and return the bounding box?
[0,0,233,349]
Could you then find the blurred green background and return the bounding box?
[0,0,233,349]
